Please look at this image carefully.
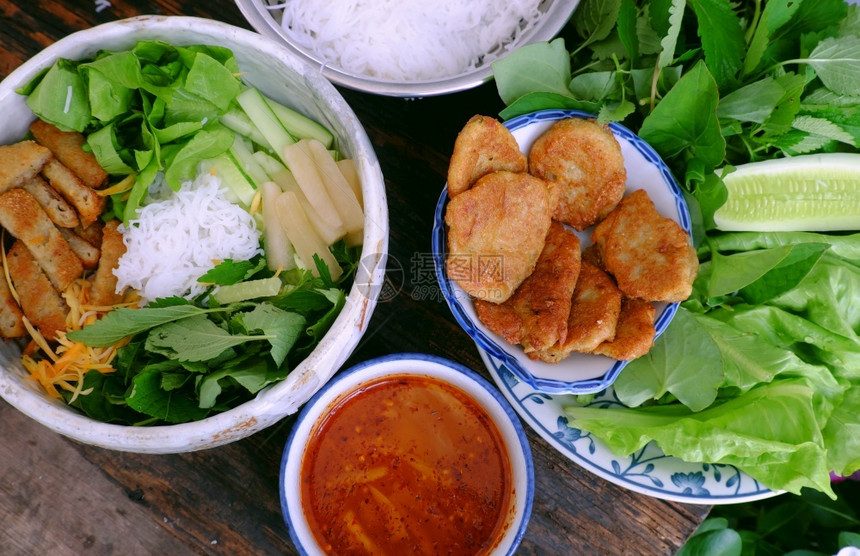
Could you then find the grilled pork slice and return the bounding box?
[41,158,105,227]
[0,188,84,291]
[90,220,126,307]
[22,175,80,228]
[6,241,69,340]
[0,140,52,194]
[29,119,108,190]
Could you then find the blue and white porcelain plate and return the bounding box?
[432,109,691,395]
[480,346,780,504]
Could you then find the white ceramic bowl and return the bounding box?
[433,109,693,395]
[0,16,388,453]
[235,0,580,97]
[280,353,534,555]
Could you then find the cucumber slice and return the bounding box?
[212,276,282,304]
[265,97,334,149]
[198,154,257,207]
[714,153,860,232]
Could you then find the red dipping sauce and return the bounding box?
[300,374,513,555]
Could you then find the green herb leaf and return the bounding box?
[126,369,209,423]
[639,60,725,171]
[572,0,622,52]
[805,35,860,97]
[144,314,270,362]
[492,39,572,106]
[67,304,229,347]
[238,303,305,367]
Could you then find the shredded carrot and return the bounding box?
[22,276,138,400]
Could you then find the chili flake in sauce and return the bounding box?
[300,374,513,555]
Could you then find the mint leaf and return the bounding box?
[198,358,270,409]
[616,0,639,61]
[688,0,745,90]
[238,303,305,367]
[492,38,572,105]
[145,314,270,362]
[744,0,803,76]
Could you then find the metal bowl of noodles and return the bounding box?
[235,0,580,97]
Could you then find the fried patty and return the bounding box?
[591,189,698,302]
[447,115,527,198]
[532,261,622,363]
[593,298,656,361]
[528,117,626,230]
[474,222,581,354]
[445,170,553,303]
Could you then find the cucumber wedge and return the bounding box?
[714,153,860,232]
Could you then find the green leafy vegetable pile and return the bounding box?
[491,0,860,497]
[493,0,860,236]
[65,248,358,425]
[20,41,243,222]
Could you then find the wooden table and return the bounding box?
[0,2,711,554]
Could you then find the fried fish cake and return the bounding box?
[474,222,581,354]
[532,261,622,363]
[593,298,656,361]
[447,115,527,198]
[592,189,698,302]
[528,117,626,230]
[445,170,553,303]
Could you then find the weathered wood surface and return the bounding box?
[0,2,711,554]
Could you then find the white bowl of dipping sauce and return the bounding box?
[280,353,534,555]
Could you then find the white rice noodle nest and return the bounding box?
[114,172,263,304]
[273,0,544,81]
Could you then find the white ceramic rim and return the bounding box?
[279,353,535,555]
[234,0,581,97]
[0,15,389,453]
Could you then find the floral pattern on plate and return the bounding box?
[480,346,780,504]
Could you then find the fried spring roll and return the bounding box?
[22,175,80,228]
[0,140,52,194]
[7,241,69,340]
[29,119,108,190]
[0,188,84,291]
[41,158,105,227]
[90,220,126,307]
